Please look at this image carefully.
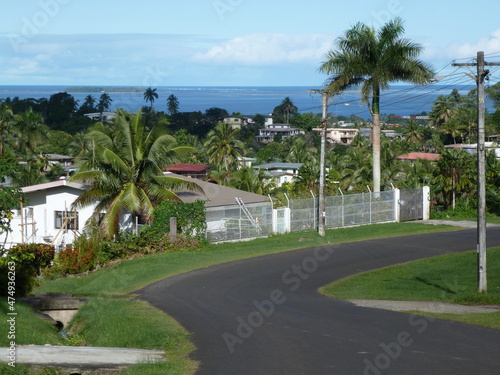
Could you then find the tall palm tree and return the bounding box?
[144,87,159,111]
[430,95,458,129]
[319,17,434,192]
[70,109,200,239]
[97,93,113,120]
[204,122,245,173]
[167,94,180,115]
[0,104,15,157]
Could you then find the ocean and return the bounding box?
[0,84,488,119]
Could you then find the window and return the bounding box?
[54,211,79,230]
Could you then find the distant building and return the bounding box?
[256,124,304,143]
[360,128,401,139]
[223,115,273,129]
[253,162,303,186]
[164,164,211,180]
[445,142,500,159]
[84,111,116,122]
[396,152,441,162]
[314,128,359,145]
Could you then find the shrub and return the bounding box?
[55,241,98,275]
[0,243,55,296]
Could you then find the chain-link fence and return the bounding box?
[325,191,395,228]
[204,189,419,242]
[290,197,316,232]
[205,202,273,242]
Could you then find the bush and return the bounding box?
[0,244,55,296]
[55,240,98,275]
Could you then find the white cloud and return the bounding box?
[191,33,335,65]
[448,29,500,58]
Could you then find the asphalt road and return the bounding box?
[138,227,500,375]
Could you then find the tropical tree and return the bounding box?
[78,95,98,115]
[0,104,15,158]
[13,108,49,157]
[70,109,199,239]
[273,97,298,124]
[229,167,275,195]
[433,148,475,210]
[144,87,159,111]
[204,122,245,173]
[167,94,180,115]
[97,93,113,118]
[319,17,434,192]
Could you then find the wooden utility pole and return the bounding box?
[452,51,500,293]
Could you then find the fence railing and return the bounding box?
[204,188,428,242]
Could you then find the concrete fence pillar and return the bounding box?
[422,186,431,220]
[170,217,177,243]
[393,188,401,222]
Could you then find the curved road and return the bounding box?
[138,228,500,374]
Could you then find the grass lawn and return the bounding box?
[3,222,462,374]
[320,247,500,329]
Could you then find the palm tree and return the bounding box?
[204,122,245,173]
[430,95,458,129]
[70,109,200,239]
[144,87,159,111]
[13,108,49,157]
[0,104,15,157]
[273,97,298,124]
[319,17,434,192]
[167,94,179,115]
[433,148,475,209]
[229,167,275,195]
[97,93,113,120]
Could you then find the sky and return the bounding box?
[1,0,500,87]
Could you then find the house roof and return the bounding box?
[170,174,270,208]
[254,163,303,170]
[166,164,211,172]
[19,175,269,209]
[21,179,89,194]
[396,152,441,161]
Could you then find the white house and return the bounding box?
[223,115,273,129]
[3,180,94,249]
[256,124,304,143]
[253,162,303,187]
[314,128,359,145]
[2,175,272,248]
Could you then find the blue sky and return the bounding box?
[1,0,500,86]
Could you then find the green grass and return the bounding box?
[36,223,457,298]
[0,300,64,347]
[68,299,198,375]
[406,311,500,330]
[320,247,500,305]
[320,247,500,329]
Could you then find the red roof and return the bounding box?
[166,164,211,172]
[396,152,441,161]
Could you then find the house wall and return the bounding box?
[5,187,95,249]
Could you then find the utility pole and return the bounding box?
[318,92,328,237]
[452,51,500,293]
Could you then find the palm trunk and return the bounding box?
[372,86,381,193]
